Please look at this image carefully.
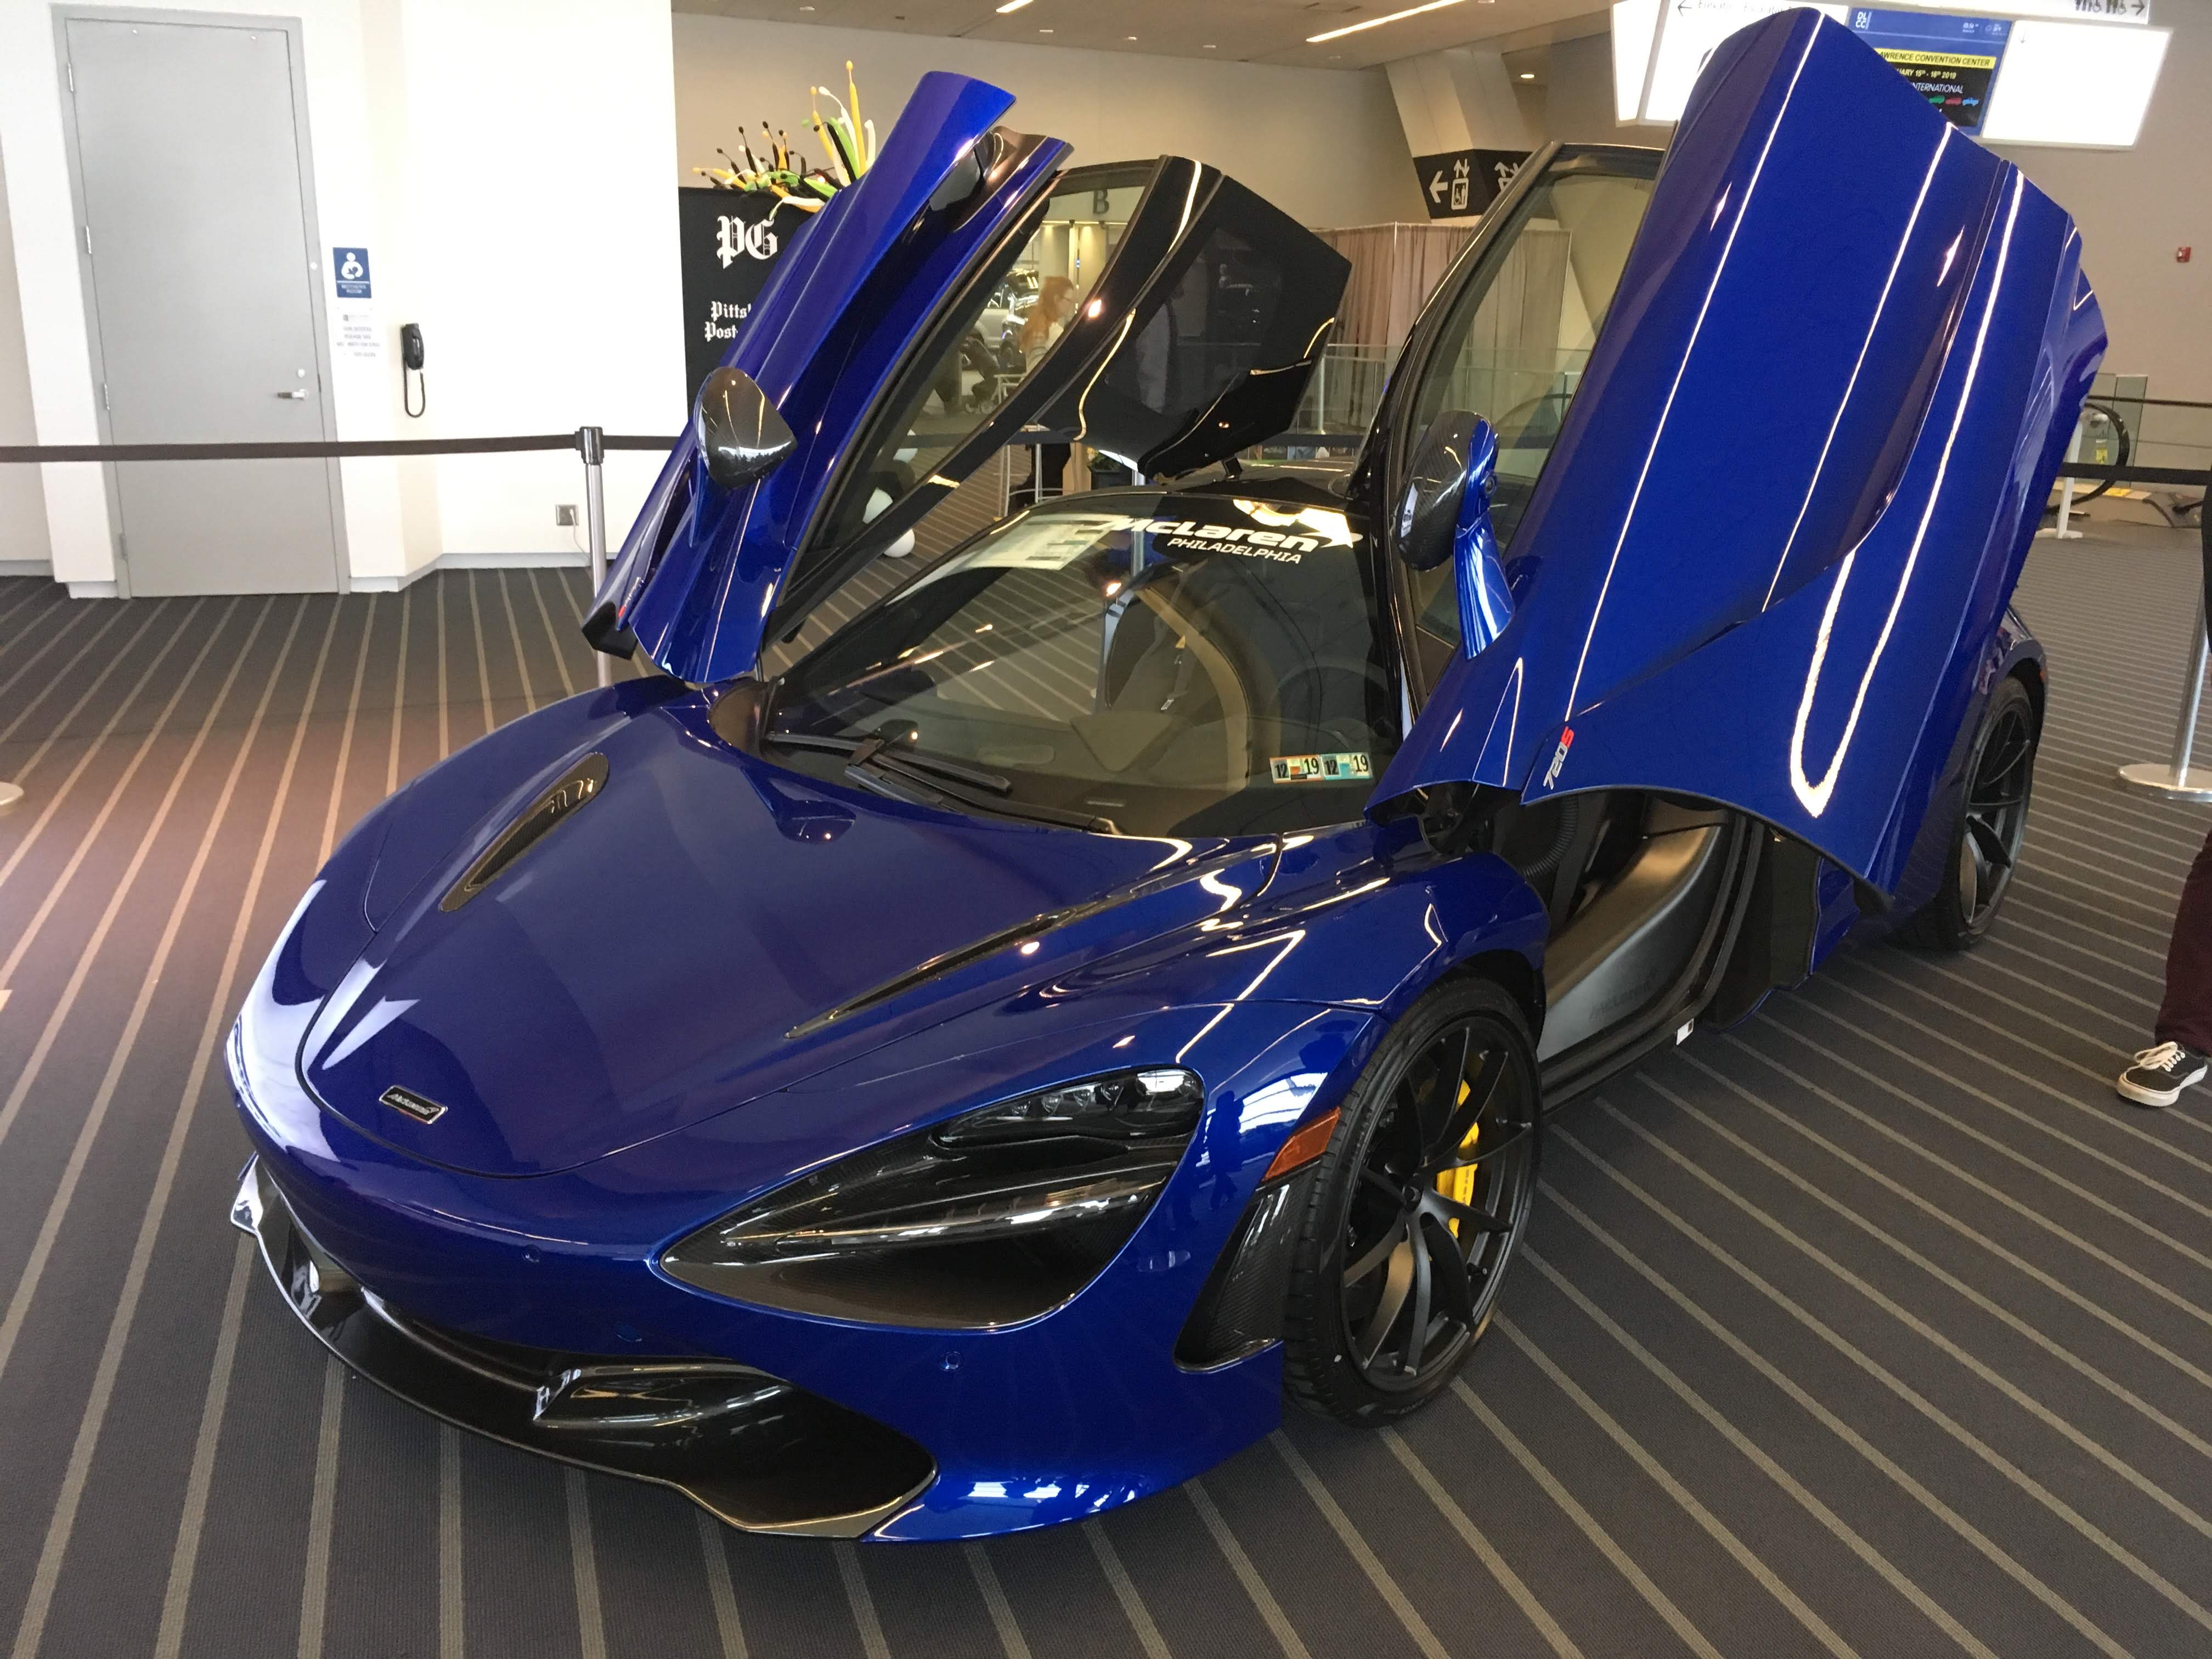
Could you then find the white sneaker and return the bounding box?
[2116,1042,2210,1109]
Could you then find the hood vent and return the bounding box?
[441,753,609,913]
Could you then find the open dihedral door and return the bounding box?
[590,71,1348,688]
[1367,10,2103,898]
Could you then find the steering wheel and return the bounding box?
[1276,654,1396,749]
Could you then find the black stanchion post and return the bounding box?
[577,426,611,689]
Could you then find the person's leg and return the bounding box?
[2157,822,2212,1049]
[2119,820,2212,1107]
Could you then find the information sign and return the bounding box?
[1847,9,2011,133]
[1409,149,1532,221]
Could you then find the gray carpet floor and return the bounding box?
[0,518,2208,1659]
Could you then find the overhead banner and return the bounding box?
[676,190,811,400]
[1409,148,1532,220]
[1846,9,2012,134]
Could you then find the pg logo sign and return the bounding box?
[716,215,779,268]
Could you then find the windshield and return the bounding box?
[768,492,1400,837]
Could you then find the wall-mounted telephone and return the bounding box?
[400,323,426,418]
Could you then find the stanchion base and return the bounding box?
[2117,761,2212,804]
[0,781,22,816]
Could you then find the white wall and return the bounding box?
[1386,48,1534,157]
[1541,15,2212,400]
[379,0,683,578]
[1538,31,1636,149]
[0,0,683,592]
[1991,0,2211,402]
[670,15,1428,230]
[0,137,52,574]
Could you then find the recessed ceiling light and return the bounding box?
[1203,42,1216,48]
[1307,0,1466,44]
[1039,25,1052,30]
[1519,71,1534,79]
[995,0,1032,12]
[1126,33,1137,40]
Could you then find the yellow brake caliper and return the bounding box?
[1439,1077,1476,1236]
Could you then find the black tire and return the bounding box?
[1282,978,1541,1424]
[1900,674,2038,952]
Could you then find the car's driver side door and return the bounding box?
[591,72,1348,689]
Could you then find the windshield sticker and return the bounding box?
[1106,516,1317,562]
[1229,500,1358,548]
[907,512,1132,594]
[984,513,1133,569]
[1271,752,1373,784]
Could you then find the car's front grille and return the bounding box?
[230,1156,936,1537]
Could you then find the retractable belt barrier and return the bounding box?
[2114,468,2212,803]
[1,428,2207,802]
[0,426,680,696]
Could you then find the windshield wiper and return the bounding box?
[764,727,1012,794]
[765,727,1120,835]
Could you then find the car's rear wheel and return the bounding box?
[1282,979,1540,1423]
[1901,674,2038,952]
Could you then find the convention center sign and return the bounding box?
[1846,9,2012,135]
[678,190,811,399]
[1410,148,1532,220]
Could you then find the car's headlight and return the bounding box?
[661,1068,1203,1330]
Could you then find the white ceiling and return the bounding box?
[673,0,1611,71]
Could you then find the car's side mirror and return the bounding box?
[695,366,796,491]
[1396,409,1481,573]
[1450,418,1514,657]
[1398,410,1515,657]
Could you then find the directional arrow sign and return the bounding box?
[1410,148,1531,220]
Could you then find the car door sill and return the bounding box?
[1537,812,1761,1108]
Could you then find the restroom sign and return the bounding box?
[332,247,371,299]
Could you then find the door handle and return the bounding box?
[275,389,309,400]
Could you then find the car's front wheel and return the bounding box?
[1901,674,2039,952]
[1282,978,1541,1423]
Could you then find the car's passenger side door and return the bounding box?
[1367,9,2102,898]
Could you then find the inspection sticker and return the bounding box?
[1271,752,1372,784]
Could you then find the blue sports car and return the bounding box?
[229,11,2102,1542]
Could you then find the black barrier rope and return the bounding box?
[0,435,2203,485]
[0,431,681,463]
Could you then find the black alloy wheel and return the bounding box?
[1283,979,1539,1422]
[1903,674,2038,951]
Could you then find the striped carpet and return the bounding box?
[0,518,2207,1659]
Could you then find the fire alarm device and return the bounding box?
[2180,247,2194,264]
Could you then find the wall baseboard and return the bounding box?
[351,549,590,594]
[0,560,52,578]
[66,580,118,599]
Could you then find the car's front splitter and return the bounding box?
[232,1155,936,1538]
